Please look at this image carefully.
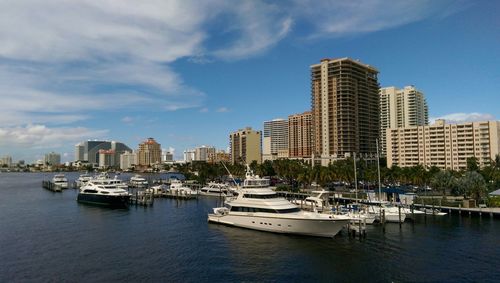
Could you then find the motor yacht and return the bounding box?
[208,166,349,237]
[292,190,330,212]
[52,174,69,189]
[129,175,149,188]
[77,175,130,208]
[169,179,198,196]
[75,173,92,188]
[200,182,229,197]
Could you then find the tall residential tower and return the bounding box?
[380,85,429,155]
[311,58,379,165]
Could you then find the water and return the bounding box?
[1,173,499,282]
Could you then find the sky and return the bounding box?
[0,0,498,163]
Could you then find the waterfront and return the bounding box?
[1,173,499,282]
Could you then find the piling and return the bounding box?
[382,210,386,232]
[398,206,402,228]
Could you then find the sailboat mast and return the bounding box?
[376,139,382,202]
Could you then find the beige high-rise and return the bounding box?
[311,58,379,164]
[288,111,313,158]
[263,118,288,161]
[380,86,428,155]
[230,127,262,165]
[137,138,162,166]
[387,120,500,170]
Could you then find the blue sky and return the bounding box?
[0,0,498,162]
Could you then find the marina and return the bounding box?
[1,172,499,282]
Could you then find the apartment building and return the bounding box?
[311,57,379,165]
[229,127,262,165]
[387,120,500,170]
[263,118,288,161]
[288,111,313,159]
[380,86,428,155]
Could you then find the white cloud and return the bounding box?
[199,108,209,113]
[292,0,461,38]
[216,107,230,113]
[0,124,108,149]
[430,113,496,124]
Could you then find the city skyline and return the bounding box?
[0,1,498,163]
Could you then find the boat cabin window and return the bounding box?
[83,189,97,193]
[230,206,300,213]
[243,193,277,199]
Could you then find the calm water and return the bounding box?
[1,173,499,282]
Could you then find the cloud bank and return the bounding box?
[0,0,464,158]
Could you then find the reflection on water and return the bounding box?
[0,173,499,282]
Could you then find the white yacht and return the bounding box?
[52,174,68,189]
[200,182,229,197]
[208,166,350,237]
[293,190,329,212]
[75,173,92,187]
[169,179,198,196]
[419,208,447,216]
[129,175,148,187]
[77,175,131,208]
[368,204,407,223]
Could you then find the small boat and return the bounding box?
[199,182,229,196]
[420,208,447,216]
[146,184,169,197]
[169,180,198,196]
[52,174,68,189]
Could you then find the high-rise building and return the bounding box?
[288,111,313,159]
[120,151,137,170]
[311,58,379,165]
[263,118,288,161]
[229,127,262,165]
[183,149,195,163]
[380,86,429,155]
[387,120,500,170]
[98,149,115,168]
[194,146,216,162]
[44,152,61,166]
[74,140,131,166]
[0,155,12,167]
[162,151,174,162]
[137,138,162,166]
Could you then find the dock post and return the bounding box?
[398,206,402,228]
[382,210,386,232]
[459,204,461,215]
[358,219,361,239]
[479,206,482,217]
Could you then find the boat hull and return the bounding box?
[77,193,130,208]
[208,213,348,238]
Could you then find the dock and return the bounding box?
[42,180,62,192]
[129,191,154,206]
[161,191,197,200]
[414,204,500,218]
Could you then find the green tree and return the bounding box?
[431,170,456,196]
[466,157,479,172]
[457,171,487,201]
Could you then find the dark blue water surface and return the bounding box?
[1,173,499,282]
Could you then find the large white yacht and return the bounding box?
[52,174,69,189]
[77,174,130,208]
[208,166,349,237]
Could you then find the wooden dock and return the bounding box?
[42,180,62,192]
[129,191,154,206]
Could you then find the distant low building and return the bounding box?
[208,150,230,164]
[137,138,162,166]
[99,149,116,169]
[0,156,12,167]
[74,140,132,166]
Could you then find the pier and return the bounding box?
[414,204,500,218]
[42,180,62,192]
